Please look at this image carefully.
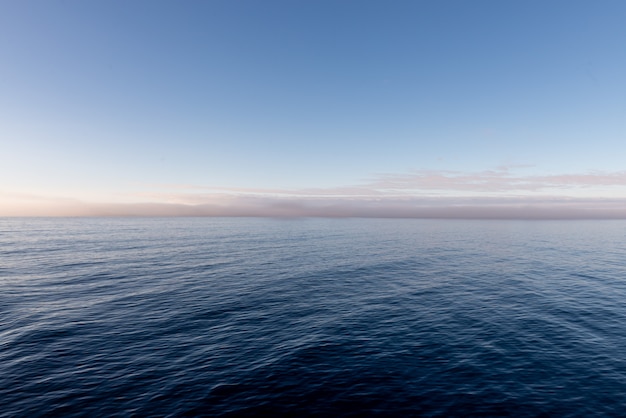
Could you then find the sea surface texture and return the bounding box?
[2,218,626,417]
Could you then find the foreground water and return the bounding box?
[1,218,626,417]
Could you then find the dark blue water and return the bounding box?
[2,218,626,417]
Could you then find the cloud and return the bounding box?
[134,167,626,200]
[4,167,626,218]
[367,167,626,193]
[3,191,626,219]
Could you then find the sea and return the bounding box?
[1,217,626,417]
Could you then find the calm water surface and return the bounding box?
[1,218,626,417]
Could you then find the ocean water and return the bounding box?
[1,218,626,417]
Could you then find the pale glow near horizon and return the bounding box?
[3,166,626,218]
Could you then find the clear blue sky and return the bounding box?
[2,1,626,216]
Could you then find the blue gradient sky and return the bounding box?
[2,1,626,217]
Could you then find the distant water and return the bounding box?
[2,218,626,417]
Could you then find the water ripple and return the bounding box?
[2,218,626,416]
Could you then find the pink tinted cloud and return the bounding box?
[3,191,626,219]
[4,167,626,218]
[141,167,626,198]
[368,168,626,193]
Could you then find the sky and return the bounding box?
[2,0,626,218]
